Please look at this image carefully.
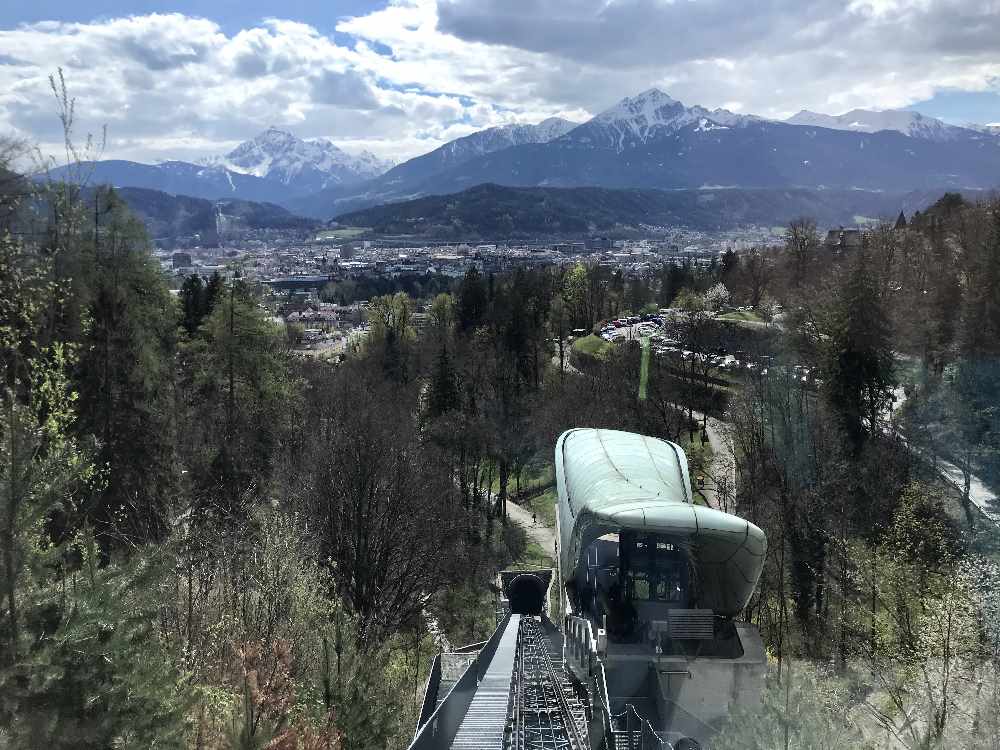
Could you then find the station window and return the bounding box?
[621,532,689,604]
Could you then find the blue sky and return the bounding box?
[0,1,378,36]
[913,90,1000,126]
[1,1,999,163]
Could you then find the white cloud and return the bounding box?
[0,1,998,166]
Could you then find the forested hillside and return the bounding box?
[6,115,1000,749]
[333,183,947,239]
[114,187,318,242]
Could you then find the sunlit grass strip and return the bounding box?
[639,335,651,401]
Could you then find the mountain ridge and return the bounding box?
[290,88,1000,219]
[332,182,963,238]
[785,108,975,141]
[49,90,1000,220]
[218,127,392,190]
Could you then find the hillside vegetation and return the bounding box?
[114,187,318,243]
[333,183,953,239]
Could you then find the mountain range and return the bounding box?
[785,108,972,140]
[287,116,578,217]
[49,128,393,206]
[306,89,1000,219]
[55,89,1000,224]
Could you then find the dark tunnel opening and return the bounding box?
[508,573,546,615]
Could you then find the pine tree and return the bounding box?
[1,533,189,749]
[427,345,459,418]
[823,249,895,452]
[180,273,206,335]
[204,270,224,318]
[74,191,177,545]
[456,267,487,332]
[183,282,296,515]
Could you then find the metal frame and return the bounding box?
[512,618,589,750]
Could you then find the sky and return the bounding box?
[2,0,999,165]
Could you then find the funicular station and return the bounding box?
[408,428,767,750]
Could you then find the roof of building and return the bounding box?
[556,428,766,616]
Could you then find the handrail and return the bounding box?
[414,653,442,734]
[407,612,515,750]
[610,704,671,750]
[564,614,673,750]
[564,613,614,749]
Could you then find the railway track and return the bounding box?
[512,617,590,750]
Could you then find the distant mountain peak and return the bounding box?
[586,88,755,151]
[222,128,391,189]
[785,107,979,141]
[634,87,677,103]
[436,116,579,161]
[595,88,681,123]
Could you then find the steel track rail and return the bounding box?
[513,618,589,750]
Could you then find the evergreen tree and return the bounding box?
[179,273,205,335]
[719,248,739,283]
[456,267,488,332]
[823,250,895,452]
[203,270,224,318]
[427,344,460,418]
[182,282,296,516]
[658,263,688,307]
[1,534,189,749]
[73,190,177,545]
[626,277,648,314]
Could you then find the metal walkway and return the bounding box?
[450,614,521,749]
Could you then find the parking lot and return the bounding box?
[597,311,818,385]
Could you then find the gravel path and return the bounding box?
[688,410,736,511]
[506,499,556,558]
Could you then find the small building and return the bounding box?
[587,236,614,251]
[824,228,863,253]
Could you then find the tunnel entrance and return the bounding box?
[508,573,547,615]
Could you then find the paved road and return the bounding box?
[891,384,1000,529]
[551,346,581,376]
[688,410,735,511]
[936,460,1000,526]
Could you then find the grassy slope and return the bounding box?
[572,334,612,359]
[718,309,765,324]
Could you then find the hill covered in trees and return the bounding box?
[333,183,955,238]
[112,187,319,244]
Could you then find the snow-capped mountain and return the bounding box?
[413,117,577,174]
[46,128,394,208]
[968,123,1000,137]
[290,87,1000,218]
[288,115,578,216]
[583,88,758,151]
[785,108,980,141]
[222,127,392,192]
[54,87,1000,219]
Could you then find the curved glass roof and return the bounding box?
[556,428,766,616]
[559,427,694,516]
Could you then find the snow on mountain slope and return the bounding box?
[437,117,577,161]
[222,128,392,190]
[580,88,758,151]
[968,123,1000,136]
[785,108,981,141]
